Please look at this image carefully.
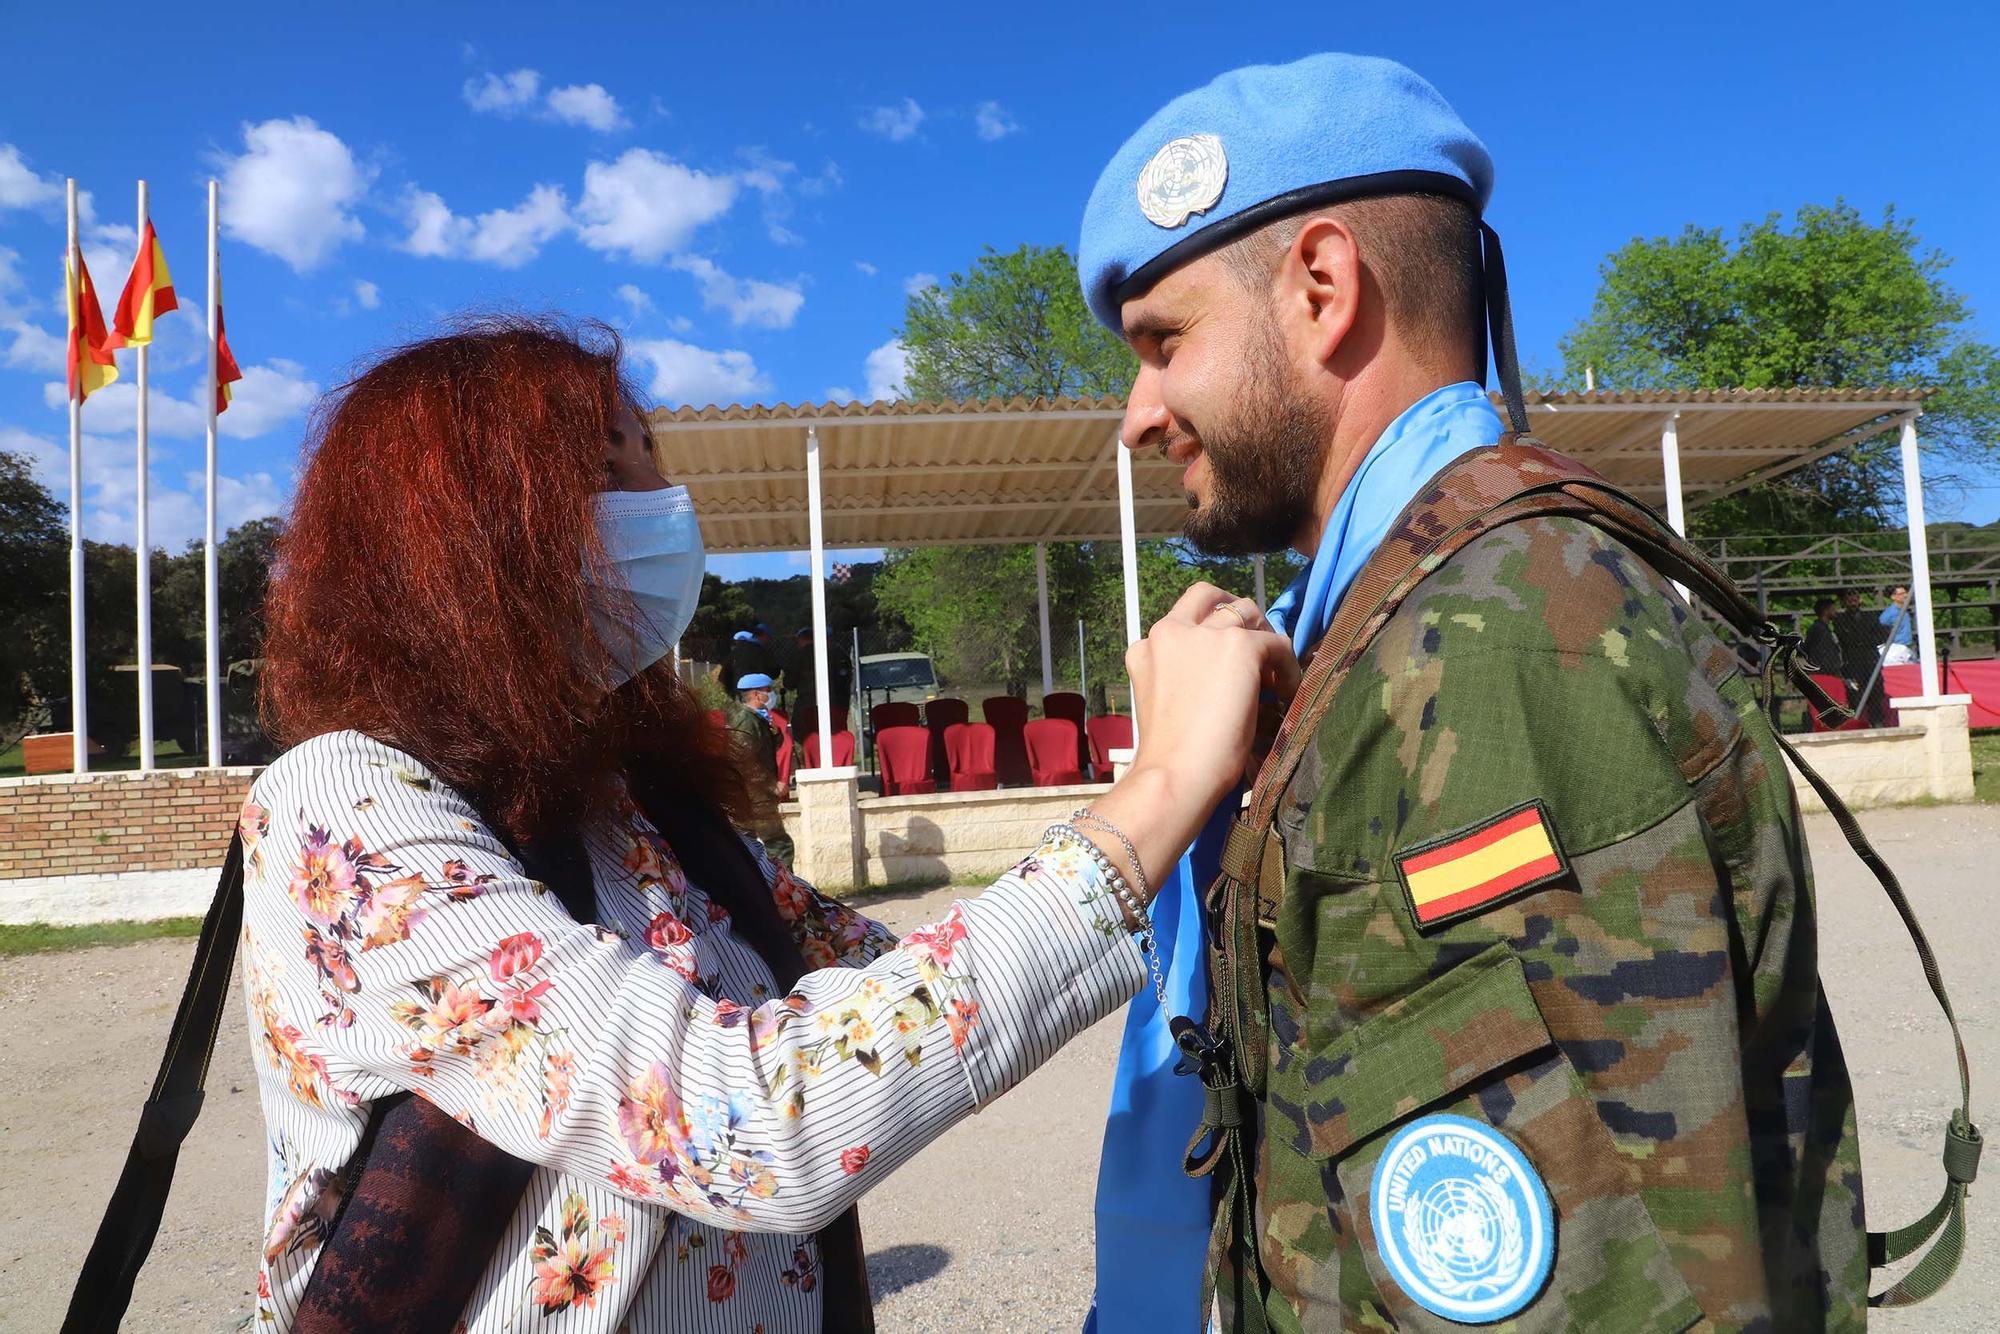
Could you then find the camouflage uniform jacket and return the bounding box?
[1230,509,1867,1331]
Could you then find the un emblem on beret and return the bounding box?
[1135,133,1227,229]
[1369,1114,1555,1322]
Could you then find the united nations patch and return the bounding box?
[1135,133,1227,228]
[1369,1114,1555,1323]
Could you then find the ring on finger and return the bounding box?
[1211,600,1249,627]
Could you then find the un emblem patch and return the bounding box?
[1135,133,1227,228]
[1368,1114,1555,1323]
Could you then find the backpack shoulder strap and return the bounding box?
[64,832,244,1333]
[1214,436,1980,1310]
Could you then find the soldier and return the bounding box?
[1079,55,1870,1330]
[725,671,793,864]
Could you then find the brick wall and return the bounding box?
[0,767,260,881]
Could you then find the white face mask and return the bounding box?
[588,485,706,688]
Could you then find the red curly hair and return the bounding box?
[261,315,749,841]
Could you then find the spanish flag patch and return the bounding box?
[1393,800,1569,932]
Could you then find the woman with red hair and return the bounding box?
[238,317,1293,1331]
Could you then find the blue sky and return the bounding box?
[2,1,1996,580]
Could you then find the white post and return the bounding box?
[66,180,88,774]
[1253,552,1267,608]
[1900,416,1942,700]
[1659,412,1687,600]
[203,179,221,766]
[1077,618,1087,698]
[1035,542,1053,696]
[134,179,154,772]
[1116,437,1141,744]
[805,427,834,767]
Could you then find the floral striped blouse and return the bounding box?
[238,731,1143,1331]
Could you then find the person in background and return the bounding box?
[1880,584,1917,666]
[725,627,777,686]
[726,671,793,864]
[1833,587,1892,725]
[1803,596,1842,676]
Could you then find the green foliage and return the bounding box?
[0,451,66,742]
[0,915,203,956]
[1557,202,2000,534]
[900,243,1136,401]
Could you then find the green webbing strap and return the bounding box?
[1758,642,1982,1307]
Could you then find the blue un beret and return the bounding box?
[1079,53,1493,334]
[735,673,775,691]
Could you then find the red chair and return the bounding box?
[1805,673,1867,733]
[1087,714,1134,778]
[924,698,969,787]
[803,730,856,768]
[1042,691,1090,776]
[871,701,921,732]
[1024,718,1084,786]
[943,722,998,792]
[876,725,936,796]
[771,710,795,789]
[707,709,727,731]
[794,704,850,738]
[983,695,1031,786]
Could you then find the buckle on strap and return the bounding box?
[1944,1114,1983,1185]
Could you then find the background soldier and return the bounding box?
[725,671,793,864]
[1081,54,1866,1331]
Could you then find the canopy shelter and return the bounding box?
[649,387,1944,777]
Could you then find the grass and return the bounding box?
[0,738,202,779]
[1974,730,1999,804]
[0,915,203,957]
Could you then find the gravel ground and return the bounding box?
[1,803,1994,1332]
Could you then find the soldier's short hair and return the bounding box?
[1220,192,1483,377]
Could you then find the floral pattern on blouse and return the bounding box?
[236,731,1141,1331]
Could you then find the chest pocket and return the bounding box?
[1261,945,1704,1332]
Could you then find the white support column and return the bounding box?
[135,179,154,772]
[805,426,834,768]
[1035,542,1053,696]
[1115,437,1141,747]
[66,180,87,774]
[1900,416,1943,700]
[1077,619,1088,697]
[203,179,221,767]
[1253,552,1267,608]
[1659,412,1687,600]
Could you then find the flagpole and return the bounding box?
[134,179,154,772]
[203,179,221,767]
[67,180,89,775]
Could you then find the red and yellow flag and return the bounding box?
[215,281,244,414]
[1393,801,1569,931]
[65,247,120,402]
[107,218,178,349]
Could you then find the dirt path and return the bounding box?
[3,804,1994,1332]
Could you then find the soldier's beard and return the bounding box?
[1180,317,1330,558]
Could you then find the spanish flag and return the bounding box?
[1394,801,1569,932]
[214,281,243,414]
[108,218,178,349]
[65,248,119,402]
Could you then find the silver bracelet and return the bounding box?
[1070,808,1151,908]
[1043,822,1168,1010]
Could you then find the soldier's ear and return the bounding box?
[1281,218,1362,370]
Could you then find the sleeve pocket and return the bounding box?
[1287,945,1706,1332]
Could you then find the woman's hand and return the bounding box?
[1085,583,1300,900]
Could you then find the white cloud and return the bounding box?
[0,144,61,212]
[2,423,287,549]
[852,260,878,277]
[39,357,319,441]
[824,386,856,404]
[574,149,736,263]
[864,339,909,402]
[860,98,925,142]
[463,68,541,113]
[670,256,804,330]
[398,184,570,267]
[546,82,628,131]
[628,337,768,407]
[3,320,64,373]
[213,117,370,271]
[615,283,652,321]
[903,272,938,297]
[974,101,1020,141]
[353,279,380,310]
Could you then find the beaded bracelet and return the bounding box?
[1070,808,1151,907]
[1043,821,1168,1010]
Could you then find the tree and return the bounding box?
[1558,201,2000,535]
[0,449,66,746]
[901,243,1136,401]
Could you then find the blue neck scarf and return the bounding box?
[1085,382,1502,1333]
